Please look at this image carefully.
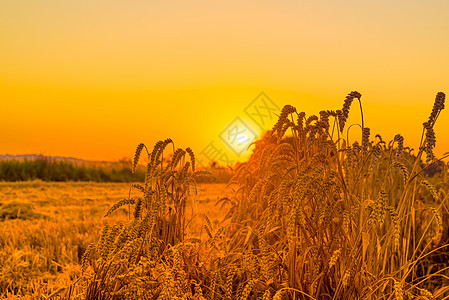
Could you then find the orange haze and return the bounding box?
[1,1,448,163]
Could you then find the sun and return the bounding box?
[236,133,250,146]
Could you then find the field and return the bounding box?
[0,181,231,298]
[1,91,449,300]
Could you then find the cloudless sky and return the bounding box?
[1,0,448,163]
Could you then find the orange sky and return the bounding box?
[1,1,448,164]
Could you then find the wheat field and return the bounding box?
[1,91,449,299]
[0,181,230,299]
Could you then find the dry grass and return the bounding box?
[0,181,129,298]
[0,181,229,299]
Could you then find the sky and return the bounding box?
[1,0,448,164]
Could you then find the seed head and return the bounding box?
[339,91,361,132]
[427,92,445,126]
[362,127,370,156]
[394,134,404,157]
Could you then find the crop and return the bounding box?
[51,92,449,299]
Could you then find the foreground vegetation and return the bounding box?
[2,91,448,299]
[64,91,446,299]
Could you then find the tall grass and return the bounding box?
[80,139,213,299]
[68,92,449,299]
[225,92,449,299]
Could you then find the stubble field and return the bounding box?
[0,181,230,298]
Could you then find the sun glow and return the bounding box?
[0,1,448,162]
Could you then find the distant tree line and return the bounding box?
[0,159,145,182]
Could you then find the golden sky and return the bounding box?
[1,1,448,164]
